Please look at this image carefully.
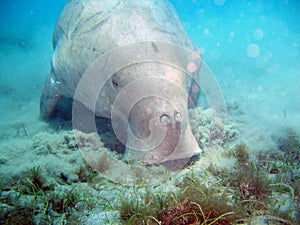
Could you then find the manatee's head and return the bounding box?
[126,96,192,163]
[112,64,201,167]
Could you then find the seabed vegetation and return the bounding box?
[0,129,299,224]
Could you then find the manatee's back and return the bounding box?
[41,0,196,118]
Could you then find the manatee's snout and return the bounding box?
[154,111,183,159]
[125,96,201,165]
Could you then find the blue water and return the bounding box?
[171,0,300,133]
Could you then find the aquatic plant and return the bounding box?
[234,143,249,168]
[0,165,88,224]
[267,130,299,223]
[77,164,98,182]
[238,163,270,202]
[278,130,299,162]
[118,175,245,225]
[158,201,234,225]
[1,206,34,225]
[209,135,300,224]
[29,166,44,190]
[49,186,80,214]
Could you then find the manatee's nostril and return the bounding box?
[174,112,182,122]
[160,114,171,125]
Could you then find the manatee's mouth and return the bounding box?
[146,153,201,171]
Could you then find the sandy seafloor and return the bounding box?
[0,0,299,224]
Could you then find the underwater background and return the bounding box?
[0,0,299,224]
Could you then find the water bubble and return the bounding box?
[192,51,200,59]
[213,0,226,6]
[229,31,235,38]
[253,28,264,40]
[199,47,205,54]
[203,28,210,35]
[257,86,264,92]
[187,62,197,73]
[246,44,260,58]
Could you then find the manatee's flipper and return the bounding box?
[188,54,202,108]
[188,80,201,108]
[40,72,62,120]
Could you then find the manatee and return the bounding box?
[40,0,201,166]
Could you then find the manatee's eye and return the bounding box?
[112,78,119,87]
[160,114,171,125]
[174,112,182,122]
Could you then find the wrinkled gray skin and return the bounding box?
[40,0,201,164]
